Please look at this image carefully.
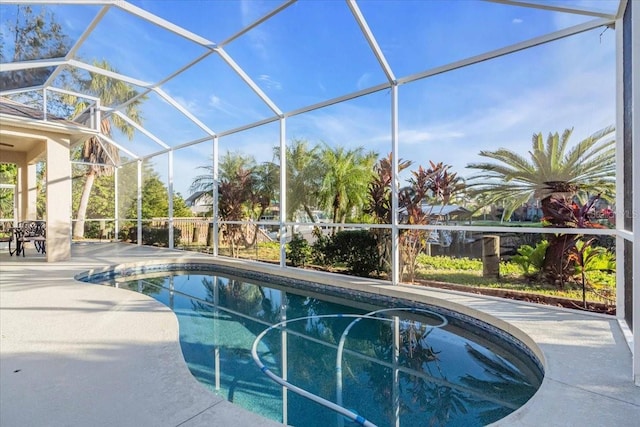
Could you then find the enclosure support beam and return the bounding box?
[279,118,287,268]
[168,150,174,249]
[137,160,142,246]
[631,0,640,387]
[391,84,400,285]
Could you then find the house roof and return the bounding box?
[421,204,471,216]
[185,190,211,206]
[0,97,96,155]
[0,96,71,124]
[398,204,471,218]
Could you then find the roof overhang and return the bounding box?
[0,113,98,159]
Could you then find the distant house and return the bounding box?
[423,204,471,221]
[399,204,471,223]
[185,191,212,216]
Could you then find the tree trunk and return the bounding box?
[539,193,579,287]
[303,205,316,224]
[73,170,96,239]
[542,234,578,288]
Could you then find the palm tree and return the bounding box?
[251,160,279,221]
[189,151,257,217]
[71,60,145,238]
[466,126,615,221]
[276,138,323,221]
[467,126,615,285]
[190,151,278,253]
[318,145,377,225]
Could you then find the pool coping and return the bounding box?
[2,243,639,426]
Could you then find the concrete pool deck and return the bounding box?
[1,242,638,426]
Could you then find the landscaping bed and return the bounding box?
[413,278,616,315]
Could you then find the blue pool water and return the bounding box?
[83,264,543,427]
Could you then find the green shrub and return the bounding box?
[127,226,182,247]
[311,226,333,265]
[415,254,482,271]
[511,240,549,276]
[499,261,523,276]
[286,233,312,267]
[574,243,615,274]
[329,230,381,277]
[83,222,101,239]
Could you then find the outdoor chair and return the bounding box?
[8,221,46,257]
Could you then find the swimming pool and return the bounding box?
[81,263,543,427]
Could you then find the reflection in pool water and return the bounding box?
[85,268,542,427]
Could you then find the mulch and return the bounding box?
[412,278,616,315]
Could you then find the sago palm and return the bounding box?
[466,126,615,220]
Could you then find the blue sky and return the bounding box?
[0,0,617,197]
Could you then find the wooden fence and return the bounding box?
[149,217,273,246]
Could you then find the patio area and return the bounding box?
[1,242,638,426]
[0,243,282,427]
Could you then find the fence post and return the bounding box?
[207,222,214,247]
[482,235,500,279]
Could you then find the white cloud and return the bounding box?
[398,129,465,145]
[206,93,260,122]
[239,0,272,60]
[258,74,282,90]
[206,92,238,117]
[174,95,199,113]
[512,18,523,24]
[356,73,372,90]
[209,94,221,108]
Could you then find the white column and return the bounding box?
[14,155,26,221]
[26,162,37,220]
[46,136,71,261]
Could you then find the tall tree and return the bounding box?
[0,164,17,220]
[466,126,615,220]
[318,145,377,225]
[125,172,191,219]
[251,160,279,222]
[189,151,277,254]
[0,5,69,91]
[70,60,146,238]
[277,138,323,221]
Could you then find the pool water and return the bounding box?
[89,268,542,427]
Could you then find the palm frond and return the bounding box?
[564,126,614,166]
[465,125,615,220]
[557,128,573,158]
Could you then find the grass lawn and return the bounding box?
[415,255,615,307]
[179,242,616,312]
